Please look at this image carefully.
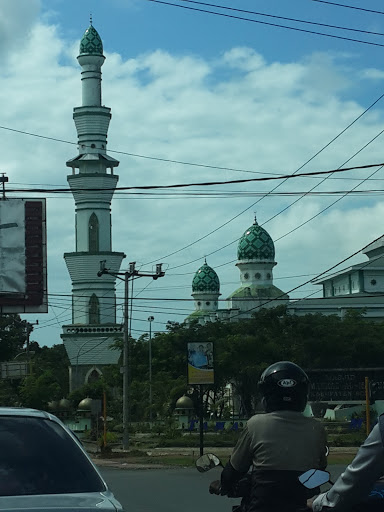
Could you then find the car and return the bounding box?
[0,407,123,511]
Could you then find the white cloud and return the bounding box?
[2,5,384,344]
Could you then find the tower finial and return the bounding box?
[254,212,258,225]
[90,13,93,25]
[204,256,207,264]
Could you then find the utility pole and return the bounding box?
[25,320,38,372]
[148,315,154,425]
[98,261,165,450]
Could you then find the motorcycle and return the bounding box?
[196,453,384,512]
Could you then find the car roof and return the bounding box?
[0,407,54,420]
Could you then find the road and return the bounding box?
[100,466,346,512]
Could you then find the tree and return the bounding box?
[0,314,27,362]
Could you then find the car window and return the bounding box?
[0,416,105,496]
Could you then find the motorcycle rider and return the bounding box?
[210,361,327,512]
[310,415,384,511]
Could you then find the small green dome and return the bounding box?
[192,262,220,293]
[80,25,103,55]
[237,220,275,261]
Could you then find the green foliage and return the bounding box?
[0,314,27,362]
[19,370,62,409]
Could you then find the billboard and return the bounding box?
[0,199,47,313]
[187,342,214,385]
[1,361,29,379]
[307,368,384,402]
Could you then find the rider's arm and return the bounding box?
[220,426,253,496]
[312,424,384,512]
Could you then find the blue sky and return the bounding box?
[2,0,384,346]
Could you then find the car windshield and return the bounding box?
[0,415,105,496]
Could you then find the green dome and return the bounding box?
[80,25,103,55]
[192,262,220,293]
[237,220,275,261]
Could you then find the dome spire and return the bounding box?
[254,212,258,225]
[90,13,93,25]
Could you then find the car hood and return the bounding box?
[0,491,122,511]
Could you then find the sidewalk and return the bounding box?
[91,446,358,470]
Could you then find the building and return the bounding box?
[186,220,384,324]
[186,218,289,324]
[290,235,384,319]
[61,24,125,391]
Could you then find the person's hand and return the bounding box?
[209,480,221,495]
[306,497,314,509]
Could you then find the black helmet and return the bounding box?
[258,361,309,412]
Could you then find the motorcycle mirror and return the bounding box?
[299,469,330,489]
[195,453,222,473]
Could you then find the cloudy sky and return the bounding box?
[2,0,384,346]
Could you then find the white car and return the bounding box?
[0,407,123,511]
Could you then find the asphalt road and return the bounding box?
[100,466,346,512]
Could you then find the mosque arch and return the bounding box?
[89,213,99,252]
[85,366,102,384]
[89,294,100,324]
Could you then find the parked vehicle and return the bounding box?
[0,407,123,511]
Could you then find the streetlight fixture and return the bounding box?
[98,261,165,450]
[148,316,154,424]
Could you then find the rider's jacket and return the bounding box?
[313,417,384,511]
[221,410,327,512]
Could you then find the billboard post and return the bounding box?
[187,342,214,456]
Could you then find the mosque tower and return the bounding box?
[227,217,289,317]
[61,23,125,391]
[186,260,221,325]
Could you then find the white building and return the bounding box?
[61,24,125,391]
[186,221,384,324]
[186,218,289,324]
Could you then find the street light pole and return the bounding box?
[98,261,165,451]
[148,316,154,424]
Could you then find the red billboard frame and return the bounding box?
[0,199,47,313]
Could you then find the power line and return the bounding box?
[311,0,384,16]
[179,0,384,37]
[145,0,384,48]
[4,163,379,193]
[143,92,384,265]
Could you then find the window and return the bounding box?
[371,279,377,286]
[88,213,99,252]
[244,272,249,280]
[266,273,271,279]
[255,273,261,279]
[206,301,211,306]
[0,416,105,496]
[89,294,100,324]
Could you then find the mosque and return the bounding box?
[186,219,384,324]
[60,23,384,392]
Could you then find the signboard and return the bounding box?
[187,342,214,385]
[1,361,29,379]
[0,198,47,313]
[307,368,384,402]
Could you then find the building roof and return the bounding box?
[227,284,288,300]
[237,219,275,261]
[192,261,220,293]
[79,25,103,56]
[64,337,121,365]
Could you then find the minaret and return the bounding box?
[227,217,289,316]
[61,23,125,391]
[185,260,221,325]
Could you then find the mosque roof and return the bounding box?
[237,220,275,261]
[80,25,103,55]
[192,262,220,293]
[227,284,289,300]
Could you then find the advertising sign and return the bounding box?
[0,198,47,313]
[187,342,214,385]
